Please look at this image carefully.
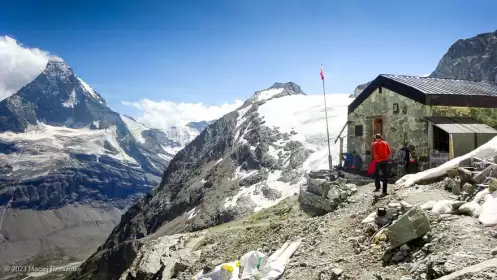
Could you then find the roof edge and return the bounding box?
[348,75,497,114]
[348,75,427,114]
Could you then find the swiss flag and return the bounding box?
[320,65,324,81]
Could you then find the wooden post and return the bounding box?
[449,134,455,160]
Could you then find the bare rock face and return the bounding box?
[118,232,205,280]
[430,30,497,85]
[351,82,371,98]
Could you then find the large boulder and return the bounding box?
[386,206,431,249]
[260,185,282,200]
[120,232,205,280]
[299,174,355,216]
[479,191,497,226]
[473,188,490,204]
[307,178,333,197]
[435,258,497,280]
[458,201,481,217]
[299,188,338,215]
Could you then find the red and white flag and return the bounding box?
[320,65,324,81]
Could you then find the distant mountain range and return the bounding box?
[352,30,497,97]
[0,57,208,265]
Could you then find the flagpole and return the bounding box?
[321,65,333,171]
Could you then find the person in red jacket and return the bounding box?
[372,134,391,195]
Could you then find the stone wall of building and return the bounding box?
[347,87,429,170]
[427,106,497,128]
[348,87,497,171]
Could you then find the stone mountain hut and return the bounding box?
[344,74,497,171]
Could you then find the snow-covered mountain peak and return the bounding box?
[0,56,116,133]
[245,82,306,105]
[44,56,73,79]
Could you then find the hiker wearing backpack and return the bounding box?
[398,143,411,174]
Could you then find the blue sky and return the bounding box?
[1,0,497,119]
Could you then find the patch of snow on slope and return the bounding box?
[121,115,147,144]
[187,207,198,220]
[267,145,280,158]
[254,88,284,102]
[233,166,258,180]
[161,145,182,155]
[149,160,158,169]
[224,170,299,211]
[158,154,172,161]
[77,77,104,104]
[104,126,139,164]
[3,123,95,143]
[259,94,351,171]
[233,106,251,143]
[0,123,140,179]
[62,88,77,108]
[255,170,299,211]
[236,106,251,129]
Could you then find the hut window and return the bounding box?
[378,87,382,94]
[355,125,363,136]
[393,103,399,113]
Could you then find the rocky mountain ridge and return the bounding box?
[430,30,497,83]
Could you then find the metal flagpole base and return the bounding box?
[328,155,333,171]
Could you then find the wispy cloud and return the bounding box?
[0,36,50,101]
[122,99,244,129]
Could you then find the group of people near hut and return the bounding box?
[341,134,418,196]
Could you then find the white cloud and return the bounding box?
[0,36,50,101]
[122,99,244,129]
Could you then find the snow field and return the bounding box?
[224,93,353,212]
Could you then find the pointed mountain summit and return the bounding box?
[269,82,305,94]
[0,57,115,132]
[244,82,306,106]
